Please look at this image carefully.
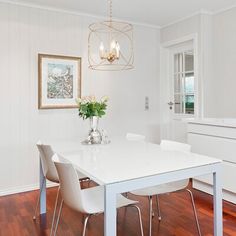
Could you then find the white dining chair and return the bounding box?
[52,153,144,236]
[130,139,201,236]
[34,141,90,236]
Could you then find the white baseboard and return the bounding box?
[0,181,59,197]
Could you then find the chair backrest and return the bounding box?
[126,133,146,141]
[160,140,191,152]
[52,154,86,213]
[36,141,59,182]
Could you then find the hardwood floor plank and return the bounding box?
[0,184,236,236]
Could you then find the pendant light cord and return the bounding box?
[108,0,112,22]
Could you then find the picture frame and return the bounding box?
[38,54,81,109]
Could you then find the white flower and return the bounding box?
[75,98,81,105]
[101,96,109,103]
[77,95,108,105]
[89,95,96,103]
[81,96,89,103]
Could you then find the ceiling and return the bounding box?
[9,0,236,27]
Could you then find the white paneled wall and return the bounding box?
[0,2,160,195]
[212,7,236,117]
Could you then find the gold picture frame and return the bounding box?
[38,54,81,109]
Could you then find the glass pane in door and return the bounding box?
[185,73,194,94]
[173,50,194,115]
[185,52,194,72]
[185,95,194,114]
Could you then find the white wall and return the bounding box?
[0,2,160,195]
[161,15,201,43]
[212,7,236,117]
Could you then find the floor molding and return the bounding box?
[0,181,58,197]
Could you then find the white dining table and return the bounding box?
[39,138,223,236]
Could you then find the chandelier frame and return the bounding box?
[88,0,134,71]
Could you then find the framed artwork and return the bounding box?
[38,54,81,109]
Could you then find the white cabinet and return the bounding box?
[187,119,236,203]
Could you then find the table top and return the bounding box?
[51,138,222,185]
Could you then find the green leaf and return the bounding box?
[77,97,108,119]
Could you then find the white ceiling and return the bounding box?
[8,0,236,27]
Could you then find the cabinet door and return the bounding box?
[188,133,236,163]
[223,161,236,193]
[188,133,236,193]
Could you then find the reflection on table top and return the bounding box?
[49,137,222,185]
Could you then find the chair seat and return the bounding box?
[130,179,189,196]
[81,185,138,214]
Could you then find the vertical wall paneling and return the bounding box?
[0,2,160,195]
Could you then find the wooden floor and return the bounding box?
[0,183,236,236]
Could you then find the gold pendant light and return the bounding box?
[88,0,134,71]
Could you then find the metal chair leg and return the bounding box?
[82,215,90,236]
[156,195,162,221]
[148,196,153,236]
[129,205,144,236]
[186,189,201,236]
[53,200,64,236]
[33,177,45,220]
[50,187,60,236]
[152,209,155,218]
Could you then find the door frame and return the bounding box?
[160,33,200,140]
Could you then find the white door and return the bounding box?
[161,40,197,142]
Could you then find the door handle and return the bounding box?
[168,101,174,110]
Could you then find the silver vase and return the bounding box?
[88,116,102,144]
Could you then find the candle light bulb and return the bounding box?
[110,40,116,51]
[99,42,104,58]
[115,42,120,58]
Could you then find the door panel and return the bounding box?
[166,41,196,142]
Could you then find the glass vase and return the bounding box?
[88,116,102,144]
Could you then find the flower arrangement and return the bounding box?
[76,95,109,120]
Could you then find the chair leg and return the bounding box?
[148,196,153,236]
[186,189,201,236]
[53,200,64,236]
[82,215,90,236]
[33,177,45,220]
[129,205,144,236]
[156,195,162,221]
[50,187,60,236]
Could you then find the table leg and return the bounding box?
[213,170,223,236]
[39,158,46,215]
[104,185,116,236]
